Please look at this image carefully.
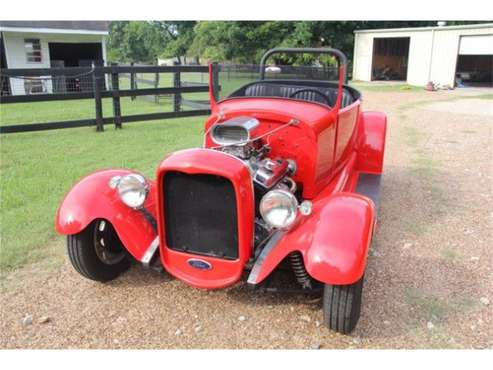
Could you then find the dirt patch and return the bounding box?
[1,89,492,349]
[423,98,493,117]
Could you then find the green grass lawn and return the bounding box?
[0,71,214,128]
[0,96,176,126]
[0,113,205,271]
[349,81,423,92]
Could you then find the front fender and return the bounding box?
[248,192,375,286]
[304,193,374,284]
[55,169,157,261]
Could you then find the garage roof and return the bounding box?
[354,22,493,34]
[0,21,109,35]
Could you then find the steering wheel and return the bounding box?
[289,88,331,106]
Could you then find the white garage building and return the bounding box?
[0,21,109,96]
[352,23,493,87]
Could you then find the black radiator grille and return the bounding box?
[163,171,239,260]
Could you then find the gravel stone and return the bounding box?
[238,316,246,322]
[38,316,50,324]
[174,329,182,336]
[480,297,490,306]
[21,315,33,326]
[352,337,362,345]
[300,315,311,323]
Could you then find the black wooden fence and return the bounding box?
[0,64,219,134]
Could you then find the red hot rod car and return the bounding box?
[56,48,387,334]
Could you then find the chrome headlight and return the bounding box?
[259,189,299,229]
[111,174,148,209]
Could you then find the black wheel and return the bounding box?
[67,219,130,282]
[323,276,364,334]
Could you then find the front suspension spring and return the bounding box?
[289,252,312,290]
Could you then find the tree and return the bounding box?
[107,21,485,65]
[153,21,196,64]
[107,21,164,63]
[106,21,129,62]
[188,21,296,63]
[120,21,164,63]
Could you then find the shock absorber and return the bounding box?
[289,252,312,290]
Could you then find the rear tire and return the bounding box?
[323,276,364,334]
[67,219,130,282]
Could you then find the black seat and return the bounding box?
[243,82,353,108]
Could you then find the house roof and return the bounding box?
[0,21,109,35]
[354,22,493,34]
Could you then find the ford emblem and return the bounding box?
[187,259,212,270]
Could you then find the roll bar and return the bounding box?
[259,47,348,83]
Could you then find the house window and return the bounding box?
[25,39,42,63]
[24,78,46,94]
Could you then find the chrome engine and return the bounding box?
[218,142,296,191]
[210,116,297,191]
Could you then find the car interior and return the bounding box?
[228,80,359,108]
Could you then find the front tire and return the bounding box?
[67,219,130,282]
[323,276,364,334]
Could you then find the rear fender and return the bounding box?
[248,192,375,286]
[356,111,387,174]
[55,169,157,261]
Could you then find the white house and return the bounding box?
[0,21,109,95]
[352,23,493,87]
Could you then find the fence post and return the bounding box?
[130,62,136,101]
[212,62,220,102]
[92,63,104,132]
[173,61,181,113]
[111,63,122,129]
[154,64,160,104]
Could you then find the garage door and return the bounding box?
[459,35,493,55]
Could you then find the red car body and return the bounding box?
[56,48,386,292]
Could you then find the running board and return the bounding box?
[355,173,382,213]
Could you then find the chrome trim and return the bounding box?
[116,173,149,209]
[141,236,159,267]
[210,116,260,146]
[247,230,285,285]
[253,158,289,189]
[259,189,299,229]
[108,175,122,189]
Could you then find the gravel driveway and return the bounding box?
[1,88,492,349]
